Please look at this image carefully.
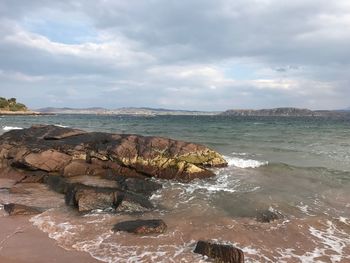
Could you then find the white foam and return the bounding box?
[54,124,69,128]
[231,152,249,156]
[2,126,23,131]
[224,156,268,168]
[339,217,349,225]
[277,220,350,263]
[30,213,84,244]
[296,202,315,216]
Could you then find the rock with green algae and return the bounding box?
[0,125,227,183]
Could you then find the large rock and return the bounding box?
[112,219,167,234]
[194,241,244,263]
[4,203,41,215]
[0,125,227,182]
[45,176,154,212]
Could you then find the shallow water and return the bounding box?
[1,115,350,262]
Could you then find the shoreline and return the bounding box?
[0,111,54,116]
[0,216,101,263]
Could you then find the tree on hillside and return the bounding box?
[0,97,27,111]
[0,97,9,109]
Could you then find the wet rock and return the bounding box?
[0,125,227,182]
[73,185,118,212]
[20,171,47,183]
[256,209,281,223]
[4,203,41,215]
[194,240,244,263]
[105,174,162,197]
[115,191,154,212]
[44,175,155,213]
[64,183,154,213]
[112,219,167,234]
[44,175,70,194]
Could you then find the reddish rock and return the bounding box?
[194,241,244,263]
[0,125,227,182]
[4,203,41,215]
[20,171,47,183]
[63,160,90,177]
[60,181,154,213]
[23,150,72,172]
[112,219,167,234]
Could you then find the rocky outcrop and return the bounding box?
[0,125,226,182]
[4,203,42,215]
[194,241,244,263]
[113,219,167,234]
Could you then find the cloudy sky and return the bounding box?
[0,0,349,110]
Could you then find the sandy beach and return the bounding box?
[0,216,100,263]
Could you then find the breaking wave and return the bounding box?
[224,156,268,168]
[2,126,23,131]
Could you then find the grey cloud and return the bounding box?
[0,0,350,110]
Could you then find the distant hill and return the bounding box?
[37,107,108,114]
[220,107,350,117]
[36,107,217,116]
[0,97,27,112]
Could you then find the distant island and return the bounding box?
[34,106,350,117]
[2,99,349,117]
[36,107,219,116]
[220,107,350,117]
[0,97,45,115]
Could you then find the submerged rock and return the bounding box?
[4,203,41,215]
[256,209,282,223]
[112,219,167,234]
[0,125,227,182]
[194,240,244,263]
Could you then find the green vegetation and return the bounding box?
[0,97,28,111]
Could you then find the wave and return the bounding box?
[53,124,69,128]
[224,156,268,168]
[2,126,23,131]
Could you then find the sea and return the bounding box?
[0,114,350,262]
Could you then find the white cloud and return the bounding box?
[0,0,349,110]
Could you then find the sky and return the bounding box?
[0,0,350,111]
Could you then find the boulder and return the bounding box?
[194,241,244,263]
[69,184,153,213]
[112,219,167,234]
[72,185,118,212]
[0,125,227,182]
[4,203,41,215]
[105,174,162,197]
[44,175,156,213]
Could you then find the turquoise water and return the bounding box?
[1,114,350,262]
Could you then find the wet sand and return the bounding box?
[0,216,100,263]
